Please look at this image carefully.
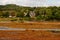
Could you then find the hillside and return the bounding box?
[0,4,60,21]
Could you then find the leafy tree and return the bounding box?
[0,4,60,21]
[2,12,9,18]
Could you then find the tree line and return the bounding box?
[0,4,60,21]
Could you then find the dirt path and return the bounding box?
[0,22,60,40]
[0,30,60,40]
[0,22,60,29]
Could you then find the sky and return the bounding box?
[0,0,60,7]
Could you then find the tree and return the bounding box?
[2,12,9,18]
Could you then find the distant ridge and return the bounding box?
[0,4,60,7]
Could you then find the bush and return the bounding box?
[10,18,17,21]
[23,17,30,21]
[36,15,44,21]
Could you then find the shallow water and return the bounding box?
[0,26,60,31]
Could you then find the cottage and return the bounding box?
[29,11,35,18]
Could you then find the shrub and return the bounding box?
[10,18,17,21]
[36,15,44,21]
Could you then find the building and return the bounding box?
[29,11,35,18]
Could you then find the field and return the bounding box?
[0,22,60,29]
[0,30,60,40]
[0,22,60,40]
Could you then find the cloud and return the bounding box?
[0,0,8,5]
[46,0,60,6]
[15,0,46,7]
[0,0,60,7]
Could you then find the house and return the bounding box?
[29,11,35,18]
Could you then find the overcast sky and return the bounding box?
[0,0,60,7]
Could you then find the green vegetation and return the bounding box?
[0,4,60,21]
